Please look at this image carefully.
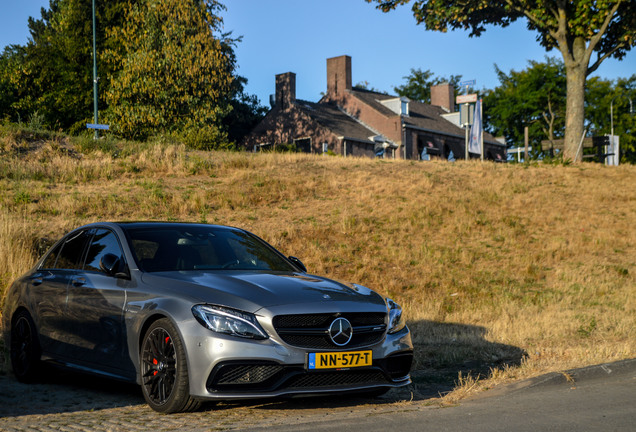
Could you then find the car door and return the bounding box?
[32,229,92,357]
[64,228,132,376]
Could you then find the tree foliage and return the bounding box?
[393,68,463,103]
[0,45,28,121]
[105,0,234,146]
[585,74,636,163]
[483,58,566,152]
[367,0,636,161]
[0,0,130,132]
[483,58,635,163]
[354,80,387,94]
[0,0,264,147]
[223,75,268,145]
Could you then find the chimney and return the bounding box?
[275,72,296,110]
[327,55,352,97]
[430,82,455,112]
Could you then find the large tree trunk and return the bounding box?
[563,61,587,162]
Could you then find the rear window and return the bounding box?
[53,230,92,270]
[40,242,63,270]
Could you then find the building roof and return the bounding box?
[295,99,377,144]
[349,88,501,145]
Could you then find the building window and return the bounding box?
[401,100,409,116]
[293,137,311,153]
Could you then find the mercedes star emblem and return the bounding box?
[328,317,353,346]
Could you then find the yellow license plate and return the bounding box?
[307,350,372,370]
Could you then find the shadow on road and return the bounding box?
[0,320,525,418]
[407,320,527,399]
[0,365,144,418]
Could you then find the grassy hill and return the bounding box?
[1,127,634,397]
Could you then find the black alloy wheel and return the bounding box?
[140,318,200,413]
[10,311,41,383]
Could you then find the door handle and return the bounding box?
[72,277,86,287]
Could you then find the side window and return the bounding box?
[84,229,125,273]
[56,230,92,270]
[40,242,63,269]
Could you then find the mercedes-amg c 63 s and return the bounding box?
[3,222,413,413]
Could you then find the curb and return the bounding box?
[528,357,636,388]
[463,357,636,401]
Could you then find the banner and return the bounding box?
[607,135,620,166]
[468,99,482,155]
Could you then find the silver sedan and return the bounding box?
[3,222,413,413]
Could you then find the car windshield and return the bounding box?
[123,225,296,273]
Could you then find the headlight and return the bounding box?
[192,305,268,340]
[386,298,406,334]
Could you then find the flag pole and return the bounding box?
[465,120,469,160]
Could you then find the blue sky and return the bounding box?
[2,0,634,106]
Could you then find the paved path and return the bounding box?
[250,359,636,432]
[0,369,423,432]
[1,360,634,431]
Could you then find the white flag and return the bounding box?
[468,99,482,155]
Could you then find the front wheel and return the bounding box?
[10,310,41,383]
[140,318,200,413]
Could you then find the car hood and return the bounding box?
[140,271,386,313]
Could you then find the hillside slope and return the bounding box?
[1,133,634,391]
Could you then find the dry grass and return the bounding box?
[1,133,634,400]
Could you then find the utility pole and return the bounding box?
[92,0,99,140]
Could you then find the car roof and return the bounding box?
[78,221,241,231]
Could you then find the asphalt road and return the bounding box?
[248,359,636,432]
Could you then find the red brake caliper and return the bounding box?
[152,337,170,376]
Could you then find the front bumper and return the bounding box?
[182,320,413,400]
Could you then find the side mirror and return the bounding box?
[288,256,307,273]
[100,253,129,278]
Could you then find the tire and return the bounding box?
[140,318,201,413]
[10,310,42,383]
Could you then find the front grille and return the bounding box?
[286,370,387,389]
[273,312,387,349]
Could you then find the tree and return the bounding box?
[585,74,636,163]
[366,0,636,161]
[222,75,267,144]
[483,58,635,163]
[0,0,131,131]
[393,68,463,103]
[0,45,28,122]
[483,57,566,154]
[104,0,235,147]
[0,0,264,147]
[29,0,103,131]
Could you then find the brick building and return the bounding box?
[243,55,506,161]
